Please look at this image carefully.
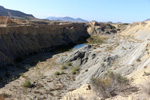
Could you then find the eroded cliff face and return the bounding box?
[0,23,89,66]
[87,21,117,35]
[0,16,28,26]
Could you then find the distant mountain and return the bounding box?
[0,6,35,19]
[47,17,88,22]
[145,19,150,21]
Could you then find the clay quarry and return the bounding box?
[0,5,150,100]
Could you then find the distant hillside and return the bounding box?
[47,17,88,22]
[0,6,35,20]
[145,18,150,21]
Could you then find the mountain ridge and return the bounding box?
[47,16,88,22]
[0,5,35,19]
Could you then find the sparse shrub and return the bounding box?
[54,71,60,75]
[12,76,15,81]
[61,65,67,70]
[19,73,27,78]
[72,75,75,81]
[106,47,113,51]
[23,79,32,88]
[72,67,79,74]
[0,93,10,98]
[25,67,29,71]
[91,71,129,99]
[144,72,150,76]
[122,47,126,50]
[87,36,108,44]
[61,71,65,74]
[117,29,121,31]
[67,62,72,66]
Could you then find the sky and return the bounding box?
[0,0,150,23]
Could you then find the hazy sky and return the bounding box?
[1,0,150,23]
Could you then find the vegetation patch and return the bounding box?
[0,93,11,99]
[91,71,130,99]
[60,71,65,74]
[23,79,32,88]
[54,71,60,75]
[61,65,67,70]
[72,66,79,74]
[19,73,27,78]
[87,35,108,44]
[67,62,72,66]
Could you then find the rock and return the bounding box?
[57,45,96,67]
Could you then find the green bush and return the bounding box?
[67,62,72,66]
[72,67,79,75]
[23,79,32,88]
[19,73,26,78]
[61,65,67,70]
[54,71,60,75]
[117,29,121,31]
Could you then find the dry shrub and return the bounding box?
[143,82,150,97]
[91,71,130,99]
[0,93,10,100]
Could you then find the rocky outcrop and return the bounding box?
[0,16,28,27]
[62,84,101,100]
[121,21,150,41]
[57,45,96,67]
[87,21,117,35]
[57,44,119,86]
[0,23,89,66]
